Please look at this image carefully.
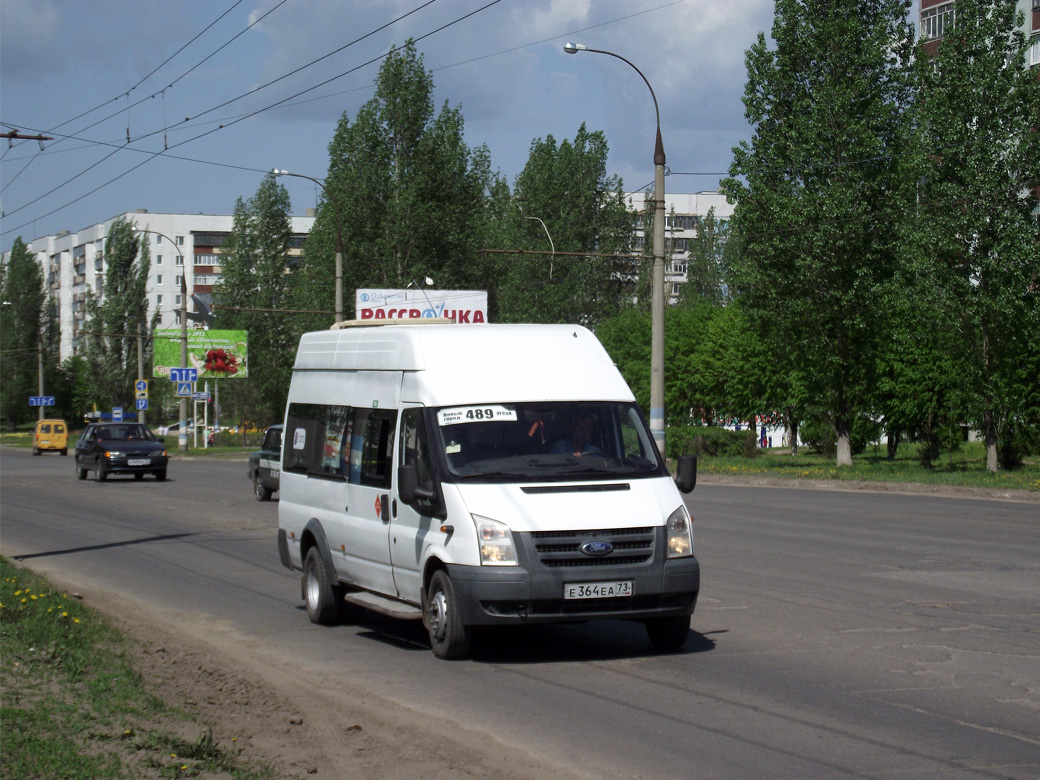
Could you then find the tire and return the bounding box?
[61,449,68,456]
[95,459,107,482]
[254,472,271,501]
[303,547,341,625]
[134,473,144,481]
[155,470,167,482]
[424,570,471,659]
[645,616,690,652]
[77,465,87,480]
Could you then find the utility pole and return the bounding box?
[37,336,45,422]
[137,321,146,424]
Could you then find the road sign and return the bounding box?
[170,368,198,384]
[176,382,193,397]
[192,391,211,401]
[29,396,56,407]
[135,379,149,398]
[113,407,123,421]
[136,398,149,411]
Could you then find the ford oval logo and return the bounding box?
[580,541,613,557]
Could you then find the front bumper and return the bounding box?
[445,527,699,626]
[102,455,168,474]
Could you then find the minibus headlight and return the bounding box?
[473,515,517,566]
[666,506,694,558]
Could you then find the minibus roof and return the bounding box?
[292,323,634,405]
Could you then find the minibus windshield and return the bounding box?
[432,401,664,482]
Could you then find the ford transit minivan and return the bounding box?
[277,322,699,658]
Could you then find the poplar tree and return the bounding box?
[722,0,918,466]
[0,238,45,429]
[911,0,1040,470]
[81,219,153,412]
[295,40,493,329]
[496,124,634,325]
[216,173,296,426]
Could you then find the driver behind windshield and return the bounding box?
[551,413,602,456]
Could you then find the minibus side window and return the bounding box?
[358,409,396,489]
[400,409,434,485]
[284,403,351,481]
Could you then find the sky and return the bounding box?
[1,0,918,254]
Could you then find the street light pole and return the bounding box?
[564,43,667,454]
[134,226,188,453]
[272,169,343,324]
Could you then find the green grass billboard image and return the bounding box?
[153,329,248,379]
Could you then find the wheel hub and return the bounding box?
[427,590,448,642]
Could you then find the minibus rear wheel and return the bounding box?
[304,547,341,625]
[425,570,471,660]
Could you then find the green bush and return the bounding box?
[668,425,758,459]
[996,419,1040,471]
[800,415,877,457]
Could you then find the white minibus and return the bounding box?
[277,322,699,659]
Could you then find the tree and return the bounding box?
[0,238,45,430]
[912,0,1040,471]
[495,124,635,326]
[721,0,918,466]
[80,219,153,413]
[678,207,730,308]
[215,174,296,427]
[294,40,495,330]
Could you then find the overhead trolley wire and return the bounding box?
[2,0,504,236]
[2,0,444,219]
[1,0,251,196]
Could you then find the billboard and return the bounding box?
[153,329,248,379]
[355,289,488,323]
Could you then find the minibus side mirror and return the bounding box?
[398,464,446,518]
[674,455,697,494]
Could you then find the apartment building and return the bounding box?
[11,210,314,363]
[920,0,1040,64]
[625,191,734,303]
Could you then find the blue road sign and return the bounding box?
[29,396,56,407]
[136,398,149,411]
[176,382,193,397]
[113,407,123,421]
[135,379,148,393]
[170,368,198,384]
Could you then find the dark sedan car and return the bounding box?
[75,422,169,482]
[247,424,282,501]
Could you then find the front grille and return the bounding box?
[529,526,656,568]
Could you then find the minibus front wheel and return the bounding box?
[645,615,691,652]
[425,570,471,660]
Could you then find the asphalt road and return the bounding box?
[2,446,1038,779]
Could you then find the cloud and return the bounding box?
[0,0,63,77]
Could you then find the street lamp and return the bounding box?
[272,169,344,324]
[134,226,189,453]
[564,43,667,454]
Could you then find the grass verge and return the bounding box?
[0,558,277,780]
[702,441,1040,493]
